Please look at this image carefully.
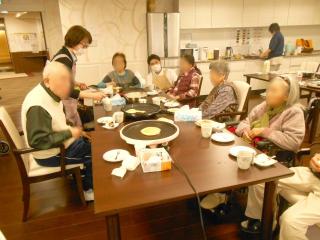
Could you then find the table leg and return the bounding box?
[246,76,251,85]
[106,214,121,240]
[261,181,277,240]
[309,99,320,143]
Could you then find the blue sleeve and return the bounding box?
[269,35,279,52]
[97,74,111,88]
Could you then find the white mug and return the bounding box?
[112,111,124,124]
[237,151,254,170]
[201,122,213,138]
[139,98,147,104]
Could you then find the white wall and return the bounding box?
[4,14,46,52]
[58,0,148,85]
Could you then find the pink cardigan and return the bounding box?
[236,101,305,152]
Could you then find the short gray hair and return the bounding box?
[209,60,230,80]
[272,76,300,107]
[43,61,68,79]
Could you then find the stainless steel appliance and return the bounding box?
[147,13,180,73]
[180,48,199,61]
[225,46,233,59]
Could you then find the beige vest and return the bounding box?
[152,69,172,91]
[21,84,75,159]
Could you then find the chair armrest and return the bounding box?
[215,111,247,118]
[13,147,38,155]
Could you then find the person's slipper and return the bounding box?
[200,193,226,210]
[240,218,261,234]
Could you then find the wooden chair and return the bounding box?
[0,106,86,221]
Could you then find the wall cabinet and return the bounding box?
[212,0,243,28]
[195,0,212,28]
[180,0,196,29]
[180,0,320,29]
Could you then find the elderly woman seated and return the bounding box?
[167,54,202,100]
[199,61,238,121]
[200,76,305,217]
[97,52,141,89]
[236,76,305,153]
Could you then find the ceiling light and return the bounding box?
[0,10,8,14]
[16,12,27,18]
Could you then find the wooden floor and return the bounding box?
[0,74,313,239]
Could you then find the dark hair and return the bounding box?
[112,52,127,68]
[147,54,161,65]
[269,23,280,33]
[180,54,202,75]
[64,25,92,48]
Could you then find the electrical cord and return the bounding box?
[172,160,207,240]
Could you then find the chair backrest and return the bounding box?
[232,80,251,109]
[0,106,29,173]
[300,62,319,73]
[198,75,204,96]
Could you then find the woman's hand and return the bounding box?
[91,92,106,101]
[243,130,252,141]
[248,128,265,139]
[310,154,320,173]
[75,82,88,90]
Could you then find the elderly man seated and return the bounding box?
[199,60,238,121]
[241,154,320,240]
[21,62,93,201]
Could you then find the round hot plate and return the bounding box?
[122,103,161,119]
[120,120,179,145]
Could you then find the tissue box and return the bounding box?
[174,107,202,122]
[139,148,172,173]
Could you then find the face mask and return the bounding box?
[117,71,126,76]
[151,64,162,73]
[75,48,85,56]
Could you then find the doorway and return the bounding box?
[0,18,13,72]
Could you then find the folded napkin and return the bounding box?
[122,155,140,171]
[174,106,202,122]
[111,166,127,178]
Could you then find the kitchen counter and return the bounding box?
[196,50,320,64]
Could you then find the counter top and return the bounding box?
[196,50,320,64]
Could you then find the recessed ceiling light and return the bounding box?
[16,12,27,18]
[0,10,8,14]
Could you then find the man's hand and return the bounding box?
[310,154,320,173]
[248,128,265,139]
[70,127,82,139]
[78,82,88,90]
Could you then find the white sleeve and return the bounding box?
[134,71,146,87]
[166,69,177,85]
[146,73,153,88]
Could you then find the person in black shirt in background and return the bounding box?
[52,25,106,126]
[260,23,284,71]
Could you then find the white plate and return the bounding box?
[229,146,257,157]
[102,122,119,130]
[254,154,278,167]
[147,90,159,96]
[211,132,235,143]
[164,101,180,108]
[97,116,113,124]
[103,149,130,162]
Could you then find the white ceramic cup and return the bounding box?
[201,122,213,138]
[102,97,112,111]
[112,111,124,124]
[134,143,147,157]
[237,151,254,170]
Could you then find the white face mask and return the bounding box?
[151,64,162,73]
[75,48,85,56]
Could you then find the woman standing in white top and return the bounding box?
[146,54,177,91]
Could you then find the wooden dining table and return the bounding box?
[244,73,320,142]
[91,99,293,240]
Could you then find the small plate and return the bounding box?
[97,116,113,124]
[229,146,257,157]
[254,154,278,167]
[103,149,130,162]
[211,132,235,143]
[147,90,159,96]
[164,101,180,108]
[102,122,120,130]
